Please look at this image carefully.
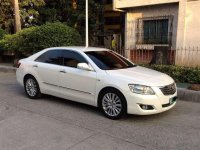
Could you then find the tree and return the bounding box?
[13,0,21,32]
[0,0,103,45]
[0,0,14,33]
[38,0,102,40]
[19,0,45,27]
[0,0,45,33]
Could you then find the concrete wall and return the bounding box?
[125,3,179,50]
[175,0,200,67]
[184,1,200,47]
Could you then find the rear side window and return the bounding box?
[62,51,87,68]
[35,50,62,65]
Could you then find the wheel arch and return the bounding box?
[97,86,127,110]
[23,73,42,99]
[23,74,36,84]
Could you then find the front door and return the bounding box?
[59,50,97,105]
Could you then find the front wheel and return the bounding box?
[24,76,41,99]
[99,89,126,120]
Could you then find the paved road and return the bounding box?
[0,73,200,150]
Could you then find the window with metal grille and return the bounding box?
[135,15,173,45]
[143,19,169,44]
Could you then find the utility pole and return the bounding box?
[13,0,21,32]
[86,0,89,47]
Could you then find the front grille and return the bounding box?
[160,83,176,95]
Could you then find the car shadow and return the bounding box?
[41,94,102,116]
[122,107,177,122]
[14,83,103,117]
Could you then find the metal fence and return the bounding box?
[175,47,200,67]
[125,47,200,67]
[115,48,125,57]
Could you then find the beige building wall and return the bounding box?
[115,0,179,8]
[184,1,200,47]
[175,0,200,66]
[125,3,179,50]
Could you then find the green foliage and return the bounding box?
[20,0,45,27]
[0,0,45,33]
[38,0,102,38]
[0,0,102,38]
[0,28,6,40]
[0,22,82,53]
[0,28,6,50]
[145,65,200,84]
[0,0,14,33]
[0,27,38,52]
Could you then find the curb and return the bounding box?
[0,66,16,73]
[177,88,200,103]
[0,65,200,103]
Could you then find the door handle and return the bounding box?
[60,70,66,73]
[33,64,38,68]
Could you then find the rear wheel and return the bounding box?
[24,76,41,99]
[99,89,126,120]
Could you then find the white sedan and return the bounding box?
[16,47,177,119]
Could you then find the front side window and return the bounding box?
[85,51,135,70]
[62,51,88,68]
[35,50,62,65]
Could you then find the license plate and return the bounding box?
[169,97,177,105]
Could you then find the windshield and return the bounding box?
[85,51,136,70]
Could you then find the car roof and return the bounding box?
[46,46,110,52]
[27,46,111,61]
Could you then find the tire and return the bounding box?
[99,88,126,120]
[24,75,41,99]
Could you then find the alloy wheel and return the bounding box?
[25,78,37,97]
[102,93,122,117]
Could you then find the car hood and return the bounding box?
[106,66,174,87]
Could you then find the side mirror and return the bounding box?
[77,63,94,71]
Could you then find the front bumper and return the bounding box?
[16,69,24,86]
[124,86,177,115]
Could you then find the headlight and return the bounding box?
[128,84,155,95]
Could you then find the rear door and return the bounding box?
[34,50,63,92]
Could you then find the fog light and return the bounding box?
[142,105,148,110]
[139,104,154,110]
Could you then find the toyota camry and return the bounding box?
[16,47,177,119]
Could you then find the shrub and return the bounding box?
[0,28,6,40]
[0,22,82,53]
[0,29,6,50]
[0,27,38,53]
[144,65,200,84]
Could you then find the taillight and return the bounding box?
[16,61,21,68]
